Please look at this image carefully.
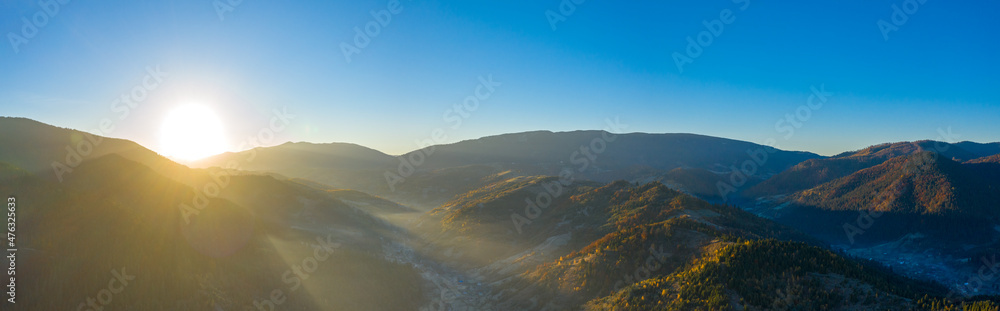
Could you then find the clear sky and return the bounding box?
[1,0,997,156]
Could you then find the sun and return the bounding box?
[159,104,229,161]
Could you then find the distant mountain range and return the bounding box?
[2,117,998,310]
[194,130,821,208]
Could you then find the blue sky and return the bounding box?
[1,0,997,156]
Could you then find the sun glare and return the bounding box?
[159,104,228,161]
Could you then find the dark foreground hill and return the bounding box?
[0,123,428,310]
[586,240,998,310]
[0,117,191,183]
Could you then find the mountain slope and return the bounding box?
[418,177,995,310]
[659,167,729,200]
[192,141,395,189]
[0,135,428,310]
[954,141,1000,159]
[193,130,821,207]
[405,131,819,180]
[744,141,999,198]
[0,117,191,183]
[790,152,998,216]
[584,240,985,310]
[422,179,828,309]
[760,151,1000,245]
[745,151,1000,296]
[966,154,1000,164]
